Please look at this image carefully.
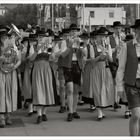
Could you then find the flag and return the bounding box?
[44,4,50,22]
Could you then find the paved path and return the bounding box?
[0,104,129,136]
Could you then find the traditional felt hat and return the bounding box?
[0,25,9,36]
[79,32,89,39]
[112,21,123,28]
[96,27,111,36]
[69,23,80,31]
[53,35,63,41]
[61,28,70,35]
[130,19,140,28]
[90,30,98,38]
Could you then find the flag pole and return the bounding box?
[52,4,54,31]
[83,4,85,30]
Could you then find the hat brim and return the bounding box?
[111,25,123,28]
[69,28,80,31]
[130,25,140,28]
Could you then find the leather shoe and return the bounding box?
[59,106,66,113]
[0,119,5,128]
[42,114,48,121]
[97,116,103,121]
[73,112,80,119]
[67,113,73,122]
[114,102,121,109]
[36,116,42,124]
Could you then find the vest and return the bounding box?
[124,40,138,86]
[61,39,84,70]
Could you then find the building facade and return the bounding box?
[78,6,126,28]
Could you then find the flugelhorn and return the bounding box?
[8,23,22,38]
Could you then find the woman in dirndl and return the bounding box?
[0,25,21,128]
[90,27,115,121]
[81,31,96,110]
[21,34,38,116]
[32,30,55,124]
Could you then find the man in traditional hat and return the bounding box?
[109,21,124,110]
[117,19,140,136]
[61,24,86,121]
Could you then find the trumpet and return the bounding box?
[8,23,22,39]
[37,42,53,55]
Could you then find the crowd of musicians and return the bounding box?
[1,19,140,136]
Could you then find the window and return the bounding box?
[109,10,114,18]
[90,11,95,18]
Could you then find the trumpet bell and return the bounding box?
[8,23,22,38]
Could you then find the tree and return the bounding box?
[0,4,37,27]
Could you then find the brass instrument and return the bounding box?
[8,23,22,39]
[37,41,52,55]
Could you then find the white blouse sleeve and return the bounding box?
[108,44,113,62]
[90,44,95,59]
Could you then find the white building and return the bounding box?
[0,5,7,16]
[77,7,126,28]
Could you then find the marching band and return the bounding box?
[0,20,138,135]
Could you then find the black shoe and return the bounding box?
[42,114,48,121]
[97,116,103,121]
[114,102,121,109]
[73,112,80,119]
[59,106,66,113]
[125,111,130,119]
[36,116,42,124]
[67,113,73,122]
[0,124,5,128]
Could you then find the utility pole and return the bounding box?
[65,4,70,28]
